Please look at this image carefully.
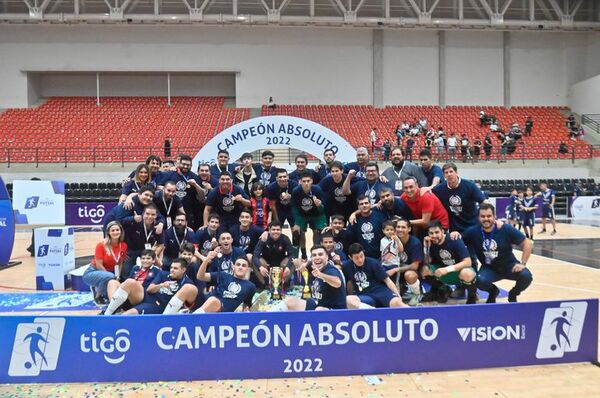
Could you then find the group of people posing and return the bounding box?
[82,145,542,315]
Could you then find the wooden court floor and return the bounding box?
[1,222,600,397]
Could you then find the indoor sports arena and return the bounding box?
[1,1,600,396]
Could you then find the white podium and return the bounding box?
[34,227,75,290]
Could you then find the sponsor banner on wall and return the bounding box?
[34,227,75,291]
[494,197,543,218]
[13,180,65,225]
[0,300,596,383]
[193,116,357,166]
[568,196,600,218]
[65,202,117,226]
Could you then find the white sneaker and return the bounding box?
[250,291,270,312]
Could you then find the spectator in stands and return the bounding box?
[447,133,457,161]
[419,117,428,131]
[84,221,127,303]
[479,110,487,126]
[267,96,276,110]
[524,117,533,136]
[382,146,427,195]
[425,129,435,149]
[163,137,171,159]
[460,134,470,162]
[472,138,482,162]
[558,142,569,154]
[434,133,445,162]
[567,114,576,129]
[490,119,499,132]
[394,125,403,145]
[405,136,415,160]
[373,137,385,160]
[383,140,392,162]
[484,133,493,162]
[369,128,377,154]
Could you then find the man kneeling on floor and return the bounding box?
[270,245,346,311]
[103,256,197,315]
[422,221,478,304]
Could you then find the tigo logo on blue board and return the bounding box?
[8,318,65,376]
[24,197,39,209]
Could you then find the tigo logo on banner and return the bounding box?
[24,197,39,209]
[8,318,65,376]
[80,329,131,364]
[536,301,587,359]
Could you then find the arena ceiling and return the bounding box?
[1,0,599,30]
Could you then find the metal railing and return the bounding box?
[0,143,597,168]
[582,114,600,135]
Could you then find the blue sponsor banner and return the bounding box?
[13,180,65,225]
[65,202,117,226]
[0,176,16,266]
[0,292,97,312]
[0,299,596,383]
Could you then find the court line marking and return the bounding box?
[532,282,600,295]
[514,250,600,272]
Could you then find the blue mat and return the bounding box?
[0,292,97,312]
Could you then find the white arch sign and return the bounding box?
[192,116,357,166]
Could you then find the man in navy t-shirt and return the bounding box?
[344,195,387,258]
[162,213,195,270]
[422,220,477,304]
[343,243,405,308]
[432,163,487,233]
[230,210,262,259]
[318,161,353,219]
[121,258,198,315]
[419,149,444,188]
[194,252,258,313]
[343,162,392,207]
[270,245,346,311]
[204,171,251,229]
[462,203,533,303]
[206,231,247,274]
[267,169,298,228]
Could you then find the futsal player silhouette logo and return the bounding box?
[23,327,49,370]
[550,311,572,351]
[24,196,39,209]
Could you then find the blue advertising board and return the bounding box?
[0,299,596,383]
[0,176,16,266]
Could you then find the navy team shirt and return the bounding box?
[206,185,249,226]
[429,235,470,267]
[309,262,346,309]
[207,247,247,274]
[462,224,525,270]
[342,257,388,294]
[380,197,414,221]
[344,209,387,258]
[432,178,486,232]
[422,165,444,187]
[230,224,262,254]
[399,235,424,267]
[148,271,194,306]
[209,271,256,311]
[318,175,351,217]
[291,185,324,217]
[122,220,165,252]
[350,179,393,205]
[267,180,298,216]
[541,189,555,207]
[163,226,195,259]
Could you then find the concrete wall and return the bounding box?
[568,74,600,115]
[0,25,596,109]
